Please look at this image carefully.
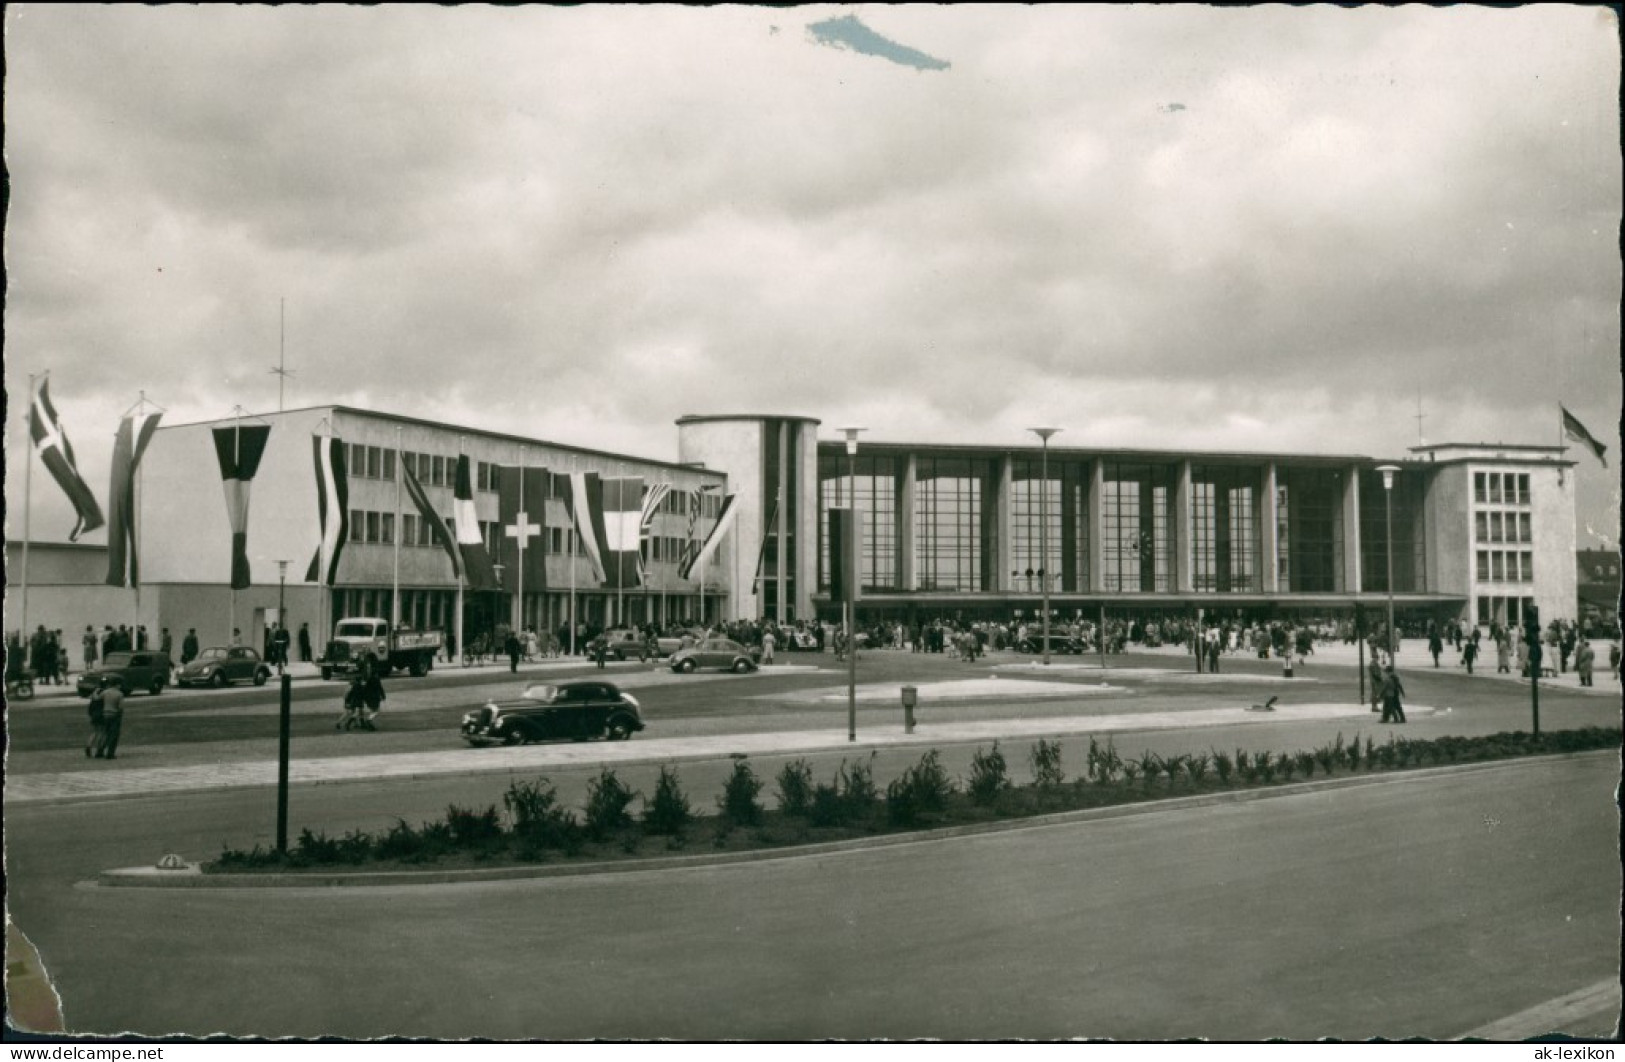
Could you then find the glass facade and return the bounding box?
[1276,468,1344,593]
[1359,469,1426,593]
[1100,462,1174,592]
[818,453,899,593]
[916,456,997,592]
[1191,465,1261,593]
[1011,457,1090,593]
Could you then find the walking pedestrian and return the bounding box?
[506,630,522,673]
[761,627,776,666]
[1379,666,1407,724]
[82,626,99,671]
[97,677,127,758]
[298,622,313,663]
[1575,640,1595,687]
[182,628,200,666]
[1368,655,1385,713]
[85,681,108,758]
[1462,638,1478,676]
[1428,629,1443,668]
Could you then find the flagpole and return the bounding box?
[515,447,527,636]
[132,394,144,634]
[392,427,403,632]
[569,525,577,656]
[456,435,466,666]
[231,407,241,645]
[21,373,38,641]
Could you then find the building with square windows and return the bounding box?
[8,408,1586,651]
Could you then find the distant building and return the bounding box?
[1576,548,1621,635]
[7,408,1586,649]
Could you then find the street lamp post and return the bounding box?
[1375,465,1401,667]
[275,560,289,675]
[1028,428,1062,666]
[840,427,865,742]
[492,563,505,659]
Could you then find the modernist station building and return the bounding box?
[8,407,1581,650]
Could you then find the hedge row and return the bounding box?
[210,726,1619,871]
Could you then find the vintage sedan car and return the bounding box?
[461,680,644,746]
[596,629,653,661]
[76,651,173,697]
[1015,634,1088,656]
[176,646,274,688]
[668,637,761,674]
[653,628,707,658]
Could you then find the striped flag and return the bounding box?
[676,487,706,574]
[104,409,163,587]
[453,454,499,590]
[304,435,350,585]
[565,471,611,584]
[1561,406,1608,468]
[29,378,105,541]
[602,476,645,589]
[636,482,672,582]
[678,492,738,581]
[401,458,461,579]
[751,496,780,597]
[211,424,273,590]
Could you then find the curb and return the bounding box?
[94,748,1617,890]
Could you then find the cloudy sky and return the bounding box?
[5,5,1620,546]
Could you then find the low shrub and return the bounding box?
[337,829,374,863]
[295,828,343,865]
[1212,749,1233,785]
[968,743,1011,806]
[809,780,845,827]
[885,750,955,826]
[585,768,637,840]
[839,756,880,822]
[1295,751,1317,779]
[1257,751,1276,784]
[1031,739,1065,788]
[1162,754,1186,787]
[719,759,766,826]
[503,778,581,852]
[1313,744,1334,776]
[445,804,503,847]
[776,759,815,818]
[643,765,693,836]
[1346,735,1363,771]
[1187,752,1210,786]
[1137,751,1160,790]
[1277,752,1297,782]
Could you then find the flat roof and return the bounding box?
[676,414,822,427]
[157,404,726,479]
[815,438,1401,467]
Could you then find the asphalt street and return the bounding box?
[5,642,1620,1040]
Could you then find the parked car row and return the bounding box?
[74,646,274,698]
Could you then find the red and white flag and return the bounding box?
[453,454,499,590]
[304,435,350,585]
[601,476,644,589]
[29,378,105,541]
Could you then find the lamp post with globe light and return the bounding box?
[1375,465,1401,666]
[840,427,865,741]
[1028,428,1062,665]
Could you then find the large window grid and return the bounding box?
[1276,469,1344,593]
[818,455,898,593]
[1359,469,1426,593]
[1010,460,1061,593]
[915,456,996,592]
[1100,462,1173,592]
[1191,465,1261,593]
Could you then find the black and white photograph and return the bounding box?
[4,4,1621,1045]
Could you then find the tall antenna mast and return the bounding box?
[270,297,295,412]
[1414,389,1426,447]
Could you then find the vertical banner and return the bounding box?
[305,435,350,585]
[637,482,672,583]
[211,424,273,590]
[497,466,550,592]
[402,459,460,578]
[678,493,738,581]
[105,410,163,587]
[565,471,610,583]
[453,455,499,590]
[827,507,862,603]
[30,378,105,541]
[601,476,645,590]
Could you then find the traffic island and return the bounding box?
[96,726,1621,889]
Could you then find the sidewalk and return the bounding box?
[6,700,1401,805]
[1130,637,1622,696]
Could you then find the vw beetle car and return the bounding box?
[461,680,644,746]
[668,637,761,674]
[176,646,274,688]
[76,651,173,697]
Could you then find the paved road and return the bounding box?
[6,754,1616,1040]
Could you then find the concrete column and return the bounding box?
[1263,463,1280,592]
[900,454,917,591]
[776,422,789,625]
[1174,460,1194,594]
[1343,466,1363,595]
[1089,461,1105,592]
[997,455,1014,593]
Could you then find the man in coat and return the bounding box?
[1379,666,1406,724]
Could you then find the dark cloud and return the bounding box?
[5,6,1619,545]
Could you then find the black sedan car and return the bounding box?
[1015,634,1088,655]
[461,680,644,746]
